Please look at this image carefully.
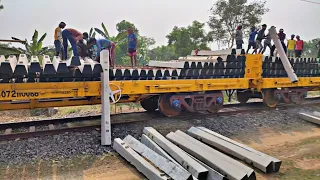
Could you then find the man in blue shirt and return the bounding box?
[127,28,138,67]
[246,27,258,54]
[87,38,116,67]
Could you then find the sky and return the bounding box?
[0,0,320,49]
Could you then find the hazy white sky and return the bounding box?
[0,0,319,49]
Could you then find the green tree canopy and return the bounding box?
[148,45,177,61]
[0,0,3,11]
[166,20,212,57]
[302,38,320,57]
[116,20,139,34]
[209,0,268,48]
[0,43,23,57]
[136,36,155,65]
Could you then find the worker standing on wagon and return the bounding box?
[61,28,88,60]
[270,28,287,56]
[287,34,296,57]
[260,33,272,54]
[246,27,258,54]
[235,25,243,49]
[253,24,267,54]
[127,28,138,67]
[295,35,304,58]
[87,37,116,67]
[54,22,66,57]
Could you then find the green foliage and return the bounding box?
[302,38,320,57]
[0,30,54,63]
[209,0,269,48]
[148,45,177,61]
[0,43,23,57]
[0,0,3,11]
[116,20,139,34]
[166,20,211,57]
[18,30,53,57]
[136,36,156,65]
[88,28,96,38]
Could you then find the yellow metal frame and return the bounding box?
[0,78,249,101]
[258,77,320,89]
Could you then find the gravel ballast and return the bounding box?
[0,105,320,166]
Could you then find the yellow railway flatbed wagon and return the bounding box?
[0,52,319,117]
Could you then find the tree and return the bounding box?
[166,20,212,57]
[94,23,127,43]
[209,0,268,48]
[148,45,177,61]
[136,36,156,65]
[12,30,53,57]
[0,43,24,56]
[116,20,139,34]
[302,38,320,57]
[0,0,3,11]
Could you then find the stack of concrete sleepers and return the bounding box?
[113,127,282,180]
[186,127,282,173]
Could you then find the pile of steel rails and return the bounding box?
[114,126,282,180]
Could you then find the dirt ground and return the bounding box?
[1,124,320,180]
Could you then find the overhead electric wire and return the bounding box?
[300,0,320,5]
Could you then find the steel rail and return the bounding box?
[0,97,319,141]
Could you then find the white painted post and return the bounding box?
[100,50,111,145]
[269,26,298,83]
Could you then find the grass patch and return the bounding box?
[278,167,320,180]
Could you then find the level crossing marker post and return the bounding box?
[100,49,111,145]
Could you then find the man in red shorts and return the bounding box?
[127,28,138,67]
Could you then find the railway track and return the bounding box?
[0,97,319,141]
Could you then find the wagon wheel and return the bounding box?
[262,89,279,108]
[158,94,181,117]
[207,91,224,113]
[140,96,159,112]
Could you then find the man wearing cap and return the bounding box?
[54,22,66,58]
[271,28,287,56]
[61,28,89,60]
